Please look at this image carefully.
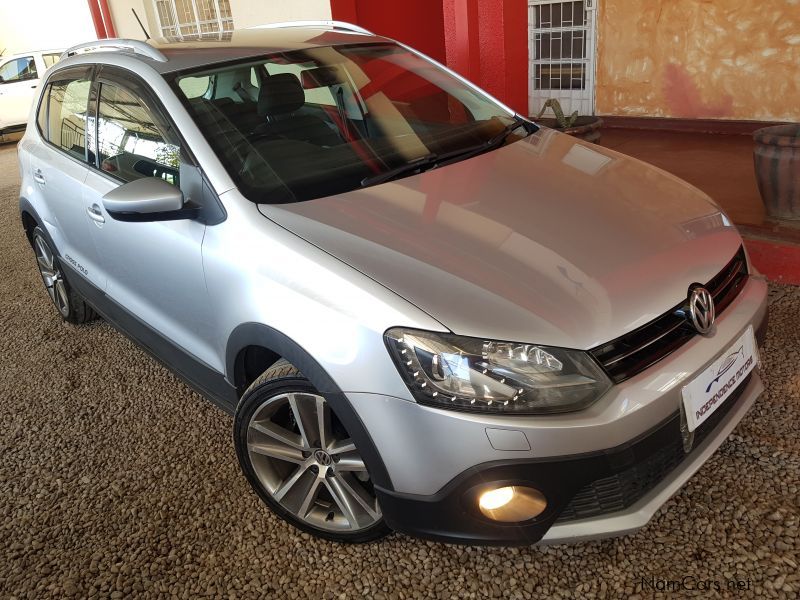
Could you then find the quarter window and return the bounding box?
[96,82,181,186]
[0,56,38,83]
[46,77,91,160]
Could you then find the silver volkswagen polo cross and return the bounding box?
[17,22,768,545]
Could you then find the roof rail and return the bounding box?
[61,39,167,63]
[248,20,373,36]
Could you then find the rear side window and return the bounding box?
[42,53,61,69]
[46,77,91,160]
[0,56,38,83]
[96,82,181,186]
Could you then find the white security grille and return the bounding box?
[528,0,597,117]
[154,0,234,41]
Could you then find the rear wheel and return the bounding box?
[31,227,97,324]
[234,360,389,542]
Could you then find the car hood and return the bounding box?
[258,128,743,349]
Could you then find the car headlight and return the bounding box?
[385,328,612,414]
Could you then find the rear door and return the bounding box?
[27,65,106,291]
[0,55,41,128]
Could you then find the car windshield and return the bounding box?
[171,43,532,203]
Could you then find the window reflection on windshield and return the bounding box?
[173,43,528,203]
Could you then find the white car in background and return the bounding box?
[0,50,63,142]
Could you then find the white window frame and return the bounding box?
[528,0,598,117]
[153,0,233,41]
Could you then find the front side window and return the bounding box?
[46,77,91,160]
[173,43,531,203]
[96,82,181,186]
[0,56,38,83]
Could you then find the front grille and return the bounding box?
[591,247,748,384]
[555,374,750,523]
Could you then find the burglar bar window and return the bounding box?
[532,1,587,90]
[154,0,234,41]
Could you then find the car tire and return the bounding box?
[234,359,390,543]
[31,227,97,324]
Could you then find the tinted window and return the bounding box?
[178,75,210,99]
[42,53,61,69]
[0,56,38,83]
[97,82,181,186]
[46,77,91,160]
[174,43,527,203]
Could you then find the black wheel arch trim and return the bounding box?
[19,197,46,245]
[226,322,393,491]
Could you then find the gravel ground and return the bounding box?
[0,141,798,599]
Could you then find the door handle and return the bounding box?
[30,84,37,89]
[87,204,105,224]
[33,169,45,184]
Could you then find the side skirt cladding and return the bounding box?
[60,260,240,415]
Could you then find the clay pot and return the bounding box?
[532,116,603,143]
[753,124,800,220]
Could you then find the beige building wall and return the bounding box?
[108,0,331,40]
[109,0,153,39]
[596,0,800,121]
[228,0,331,29]
[0,0,96,54]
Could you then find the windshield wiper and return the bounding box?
[435,118,532,165]
[360,152,439,187]
[359,119,533,188]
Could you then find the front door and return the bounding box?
[528,0,597,117]
[0,55,41,129]
[82,69,220,370]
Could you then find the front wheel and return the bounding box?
[234,360,389,543]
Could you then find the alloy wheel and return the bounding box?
[33,233,70,318]
[246,392,382,533]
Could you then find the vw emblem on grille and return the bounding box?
[314,450,332,466]
[688,286,715,335]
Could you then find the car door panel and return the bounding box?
[28,66,106,291]
[83,71,220,371]
[0,55,41,128]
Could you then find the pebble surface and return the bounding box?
[0,143,797,599]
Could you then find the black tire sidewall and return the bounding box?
[32,227,71,319]
[32,226,97,324]
[234,375,390,543]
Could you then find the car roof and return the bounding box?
[61,24,392,75]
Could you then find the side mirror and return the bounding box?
[102,177,199,222]
[0,76,5,83]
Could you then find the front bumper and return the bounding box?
[374,371,763,545]
[349,276,768,544]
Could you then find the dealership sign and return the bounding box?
[681,326,758,432]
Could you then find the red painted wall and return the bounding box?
[332,0,528,116]
[330,0,447,64]
[442,1,527,114]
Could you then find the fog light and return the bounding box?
[477,486,547,522]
